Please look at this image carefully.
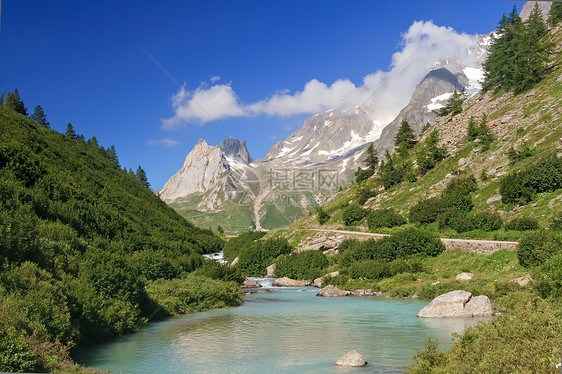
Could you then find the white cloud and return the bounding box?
[210,75,221,83]
[163,20,481,129]
[162,84,247,129]
[147,138,179,147]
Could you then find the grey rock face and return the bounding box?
[519,1,551,22]
[373,67,465,153]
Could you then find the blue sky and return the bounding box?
[0,1,521,189]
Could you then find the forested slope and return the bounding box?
[0,105,241,373]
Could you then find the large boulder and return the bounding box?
[456,272,475,281]
[317,285,350,297]
[335,350,367,367]
[417,290,493,318]
[242,279,262,289]
[266,264,276,278]
[351,289,381,296]
[272,277,311,287]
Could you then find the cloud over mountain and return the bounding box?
[163,20,481,129]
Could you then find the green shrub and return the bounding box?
[441,175,477,213]
[193,260,242,284]
[550,215,562,231]
[223,231,267,261]
[342,203,368,226]
[409,197,444,224]
[534,255,562,298]
[501,154,562,204]
[275,250,329,280]
[518,231,562,268]
[315,207,330,225]
[145,275,243,316]
[505,216,539,231]
[367,208,407,230]
[338,239,383,267]
[348,259,391,280]
[356,184,377,205]
[237,237,292,276]
[381,227,445,259]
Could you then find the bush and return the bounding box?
[409,197,444,224]
[380,227,445,259]
[462,212,503,232]
[518,231,562,268]
[315,207,330,225]
[505,216,539,231]
[193,260,242,284]
[237,237,292,276]
[223,231,266,261]
[356,184,376,205]
[342,203,368,226]
[533,255,562,298]
[441,175,477,213]
[348,259,391,280]
[367,208,407,230]
[275,250,329,280]
[501,154,562,204]
[338,239,383,267]
[145,275,243,316]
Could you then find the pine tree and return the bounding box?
[76,134,85,144]
[550,3,562,26]
[467,115,479,140]
[394,119,417,157]
[417,130,446,175]
[364,143,379,171]
[30,105,50,129]
[87,136,99,148]
[136,166,151,189]
[0,92,4,106]
[65,123,77,139]
[107,145,120,167]
[483,5,549,94]
[4,89,28,115]
[436,89,466,117]
[217,225,225,235]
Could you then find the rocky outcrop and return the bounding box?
[417,290,493,318]
[335,350,367,367]
[266,264,275,278]
[242,279,262,289]
[230,257,239,268]
[510,274,531,287]
[313,271,340,288]
[456,272,475,281]
[351,289,381,296]
[272,277,311,287]
[317,285,350,297]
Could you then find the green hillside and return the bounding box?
[226,6,562,372]
[0,104,242,373]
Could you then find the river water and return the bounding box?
[76,279,488,373]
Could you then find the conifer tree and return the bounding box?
[136,166,151,189]
[364,143,379,171]
[394,119,417,157]
[30,105,50,129]
[436,89,466,117]
[0,92,4,106]
[107,145,120,167]
[65,123,77,139]
[87,136,99,148]
[4,89,27,115]
[550,2,562,26]
[467,115,479,140]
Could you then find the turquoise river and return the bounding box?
[76,278,489,373]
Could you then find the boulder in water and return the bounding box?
[242,279,262,289]
[272,277,311,287]
[317,285,350,297]
[335,350,367,367]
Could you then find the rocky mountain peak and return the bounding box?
[219,137,253,164]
